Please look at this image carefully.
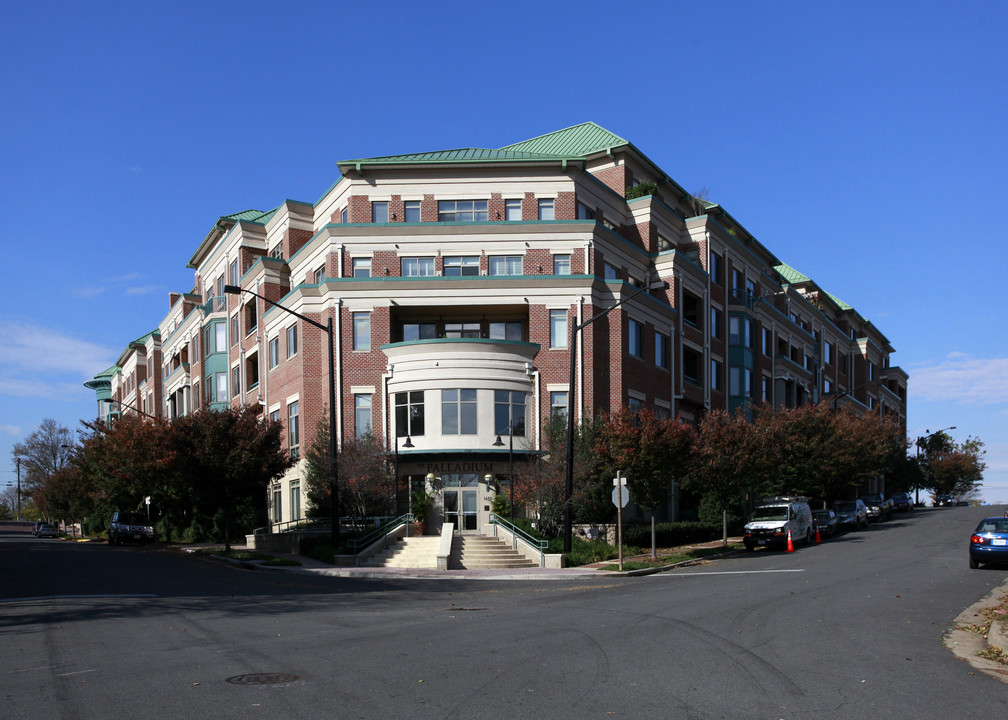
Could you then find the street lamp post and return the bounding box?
[224,284,340,549]
[493,428,514,521]
[915,425,956,505]
[394,435,413,516]
[564,282,666,553]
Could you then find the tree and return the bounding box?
[11,418,74,515]
[174,407,292,551]
[596,408,695,558]
[41,464,92,537]
[683,409,767,547]
[924,434,986,498]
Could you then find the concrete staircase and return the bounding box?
[360,536,441,568]
[451,535,537,569]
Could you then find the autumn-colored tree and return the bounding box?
[41,464,92,537]
[924,435,986,498]
[11,418,74,514]
[596,408,695,558]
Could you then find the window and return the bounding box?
[290,481,301,523]
[192,336,199,362]
[402,257,435,277]
[489,255,522,276]
[825,342,834,365]
[550,309,568,348]
[494,390,526,436]
[353,312,371,351]
[395,391,425,437]
[762,376,772,402]
[709,251,723,285]
[710,307,722,340]
[215,322,226,354]
[869,361,876,381]
[269,244,283,260]
[340,207,348,224]
[628,396,645,414]
[230,314,239,346]
[711,360,723,392]
[216,372,227,403]
[505,199,522,221]
[441,389,477,435]
[372,201,389,223]
[840,354,848,374]
[604,262,620,281]
[762,327,772,356]
[577,202,595,220]
[682,293,700,328]
[732,268,744,291]
[550,391,568,419]
[244,301,257,335]
[746,278,756,297]
[443,255,479,276]
[355,394,372,438]
[352,257,371,278]
[403,322,437,341]
[628,318,644,359]
[314,265,326,284]
[657,234,672,251]
[729,367,752,397]
[268,337,279,369]
[272,485,282,524]
[229,259,239,286]
[445,322,480,338]
[216,274,225,300]
[729,316,752,347]
[404,200,421,223]
[286,324,297,358]
[655,404,671,420]
[489,321,522,341]
[824,378,833,394]
[231,366,240,397]
[655,332,670,370]
[553,254,571,275]
[438,199,487,222]
[537,198,554,220]
[288,401,300,459]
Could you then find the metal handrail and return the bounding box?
[489,513,548,567]
[347,513,414,555]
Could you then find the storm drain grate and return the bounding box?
[226,673,299,686]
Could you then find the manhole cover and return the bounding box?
[226,673,299,686]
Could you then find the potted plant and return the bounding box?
[411,489,435,535]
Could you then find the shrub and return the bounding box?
[620,521,721,548]
[299,536,335,564]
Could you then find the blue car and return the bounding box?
[969,517,1008,569]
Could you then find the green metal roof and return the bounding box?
[775,263,811,285]
[500,122,629,157]
[823,290,853,311]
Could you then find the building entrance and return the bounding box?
[442,474,479,533]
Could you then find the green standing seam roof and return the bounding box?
[500,121,630,157]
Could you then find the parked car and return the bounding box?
[860,493,893,522]
[936,494,956,507]
[833,499,868,531]
[890,491,913,512]
[36,523,59,538]
[32,521,44,536]
[743,497,814,551]
[108,511,155,545]
[969,516,1008,568]
[812,509,838,538]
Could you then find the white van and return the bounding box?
[743,497,814,551]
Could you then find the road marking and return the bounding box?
[658,569,806,577]
[0,594,158,604]
[57,669,96,677]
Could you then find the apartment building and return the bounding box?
[86,122,908,531]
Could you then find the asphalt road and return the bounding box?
[2,507,1007,719]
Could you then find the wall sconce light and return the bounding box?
[391,212,397,220]
[495,211,501,219]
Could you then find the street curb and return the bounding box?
[944,577,1008,683]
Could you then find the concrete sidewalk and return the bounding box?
[944,578,1008,683]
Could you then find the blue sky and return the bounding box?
[1,1,1005,502]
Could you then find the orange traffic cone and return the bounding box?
[815,527,822,544]
[786,529,795,552]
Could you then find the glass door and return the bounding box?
[442,473,480,534]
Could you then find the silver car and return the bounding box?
[833,499,868,531]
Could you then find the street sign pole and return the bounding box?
[612,471,628,572]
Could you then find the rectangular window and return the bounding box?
[824,378,833,394]
[230,314,239,346]
[401,257,435,277]
[550,391,568,420]
[404,200,421,223]
[494,390,527,436]
[710,308,722,340]
[655,332,670,370]
[628,318,644,359]
[553,254,571,276]
[489,321,522,341]
[441,389,477,435]
[268,337,279,369]
[550,309,568,348]
[438,199,487,222]
[288,401,300,459]
[537,198,555,220]
[711,360,723,392]
[729,316,752,347]
[352,257,371,278]
[577,202,595,220]
[825,342,834,365]
[762,327,772,356]
[762,376,772,402]
[353,313,371,351]
[505,199,522,221]
[216,372,227,402]
[272,485,282,524]
[287,324,297,358]
[628,396,645,414]
[244,301,257,335]
[657,234,672,251]
[231,366,241,397]
[269,244,282,260]
[354,394,372,438]
[395,391,425,437]
[290,481,301,523]
[709,251,723,285]
[314,265,326,284]
[732,268,744,291]
[372,201,389,223]
[604,262,620,280]
[445,322,480,338]
[488,255,522,276]
[341,207,348,224]
[443,256,479,276]
[216,322,227,354]
[403,322,437,341]
[229,259,239,286]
